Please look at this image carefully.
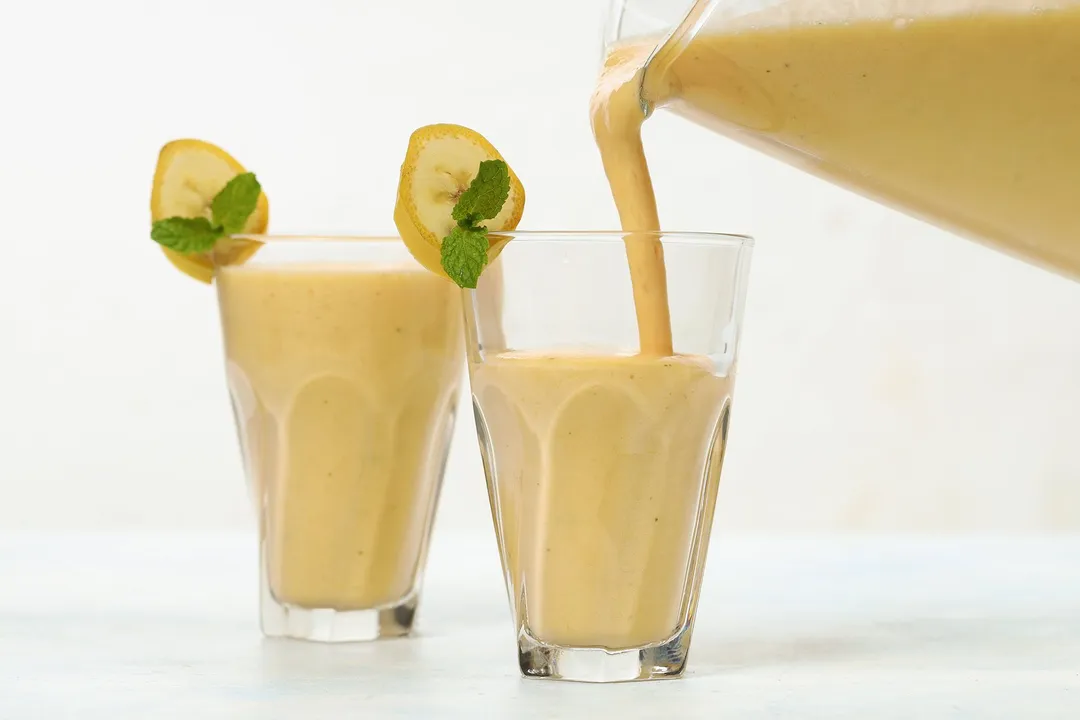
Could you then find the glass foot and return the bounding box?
[259,570,417,642]
[516,625,690,682]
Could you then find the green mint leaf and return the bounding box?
[451,160,510,224]
[150,217,224,254]
[211,172,262,235]
[440,225,489,289]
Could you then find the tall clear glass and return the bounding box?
[214,236,463,642]
[603,0,1080,279]
[465,231,753,681]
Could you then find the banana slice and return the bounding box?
[394,124,525,277]
[150,139,269,283]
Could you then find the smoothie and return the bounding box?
[597,2,1080,293]
[591,42,675,356]
[471,353,732,649]
[217,261,463,611]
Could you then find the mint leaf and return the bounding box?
[211,172,262,235]
[441,159,513,287]
[151,217,224,254]
[441,226,489,289]
[451,160,510,224]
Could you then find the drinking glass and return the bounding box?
[215,236,463,642]
[465,231,753,681]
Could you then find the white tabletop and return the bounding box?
[1,531,1077,719]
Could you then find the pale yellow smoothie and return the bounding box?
[592,42,675,356]
[217,261,463,611]
[471,353,732,649]
[598,3,1080,291]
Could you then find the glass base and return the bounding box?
[259,569,418,642]
[516,625,690,682]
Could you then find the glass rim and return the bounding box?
[231,234,401,244]
[233,231,754,247]
[488,230,753,247]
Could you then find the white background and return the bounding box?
[1,0,1078,535]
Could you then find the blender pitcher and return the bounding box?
[602,0,1080,279]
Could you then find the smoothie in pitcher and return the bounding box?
[598,1,1080,281]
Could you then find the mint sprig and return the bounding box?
[441,159,510,289]
[211,173,263,235]
[150,217,222,254]
[151,172,262,254]
[451,160,510,226]
[441,226,490,289]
